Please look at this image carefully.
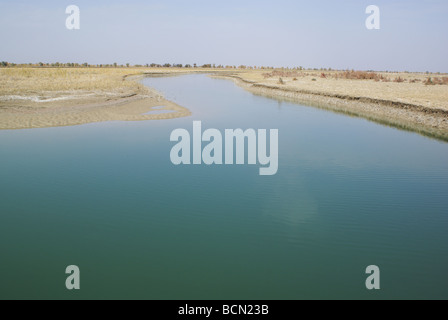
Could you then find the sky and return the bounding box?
[0,0,447,72]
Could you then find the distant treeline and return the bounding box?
[0,61,280,69]
[1,62,446,75]
[0,62,343,72]
[0,62,330,71]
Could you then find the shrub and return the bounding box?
[394,76,405,83]
[278,77,285,85]
[430,77,448,85]
[337,70,379,80]
[424,77,435,85]
[262,70,303,79]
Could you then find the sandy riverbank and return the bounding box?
[214,71,448,141]
[0,94,191,130]
[0,68,203,130]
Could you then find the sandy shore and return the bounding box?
[213,71,448,141]
[0,94,191,130]
[0,91,192,130]
[0,68,196,130]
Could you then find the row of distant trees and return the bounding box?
[0,61,299,70]
[2,62,442,75]
[1,62,444,74]
[0,62,361,72]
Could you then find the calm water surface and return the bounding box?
[1,74,447,299]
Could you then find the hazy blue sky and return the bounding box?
[0,0,447,72]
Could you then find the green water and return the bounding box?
[1,74,448,300]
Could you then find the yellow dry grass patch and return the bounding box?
[0,68,145,95]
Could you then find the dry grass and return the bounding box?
[337,71,381,80]
[262,69,448,86]
[263,70,303,79]
[233,69,448,112]
[0,68,146,96]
